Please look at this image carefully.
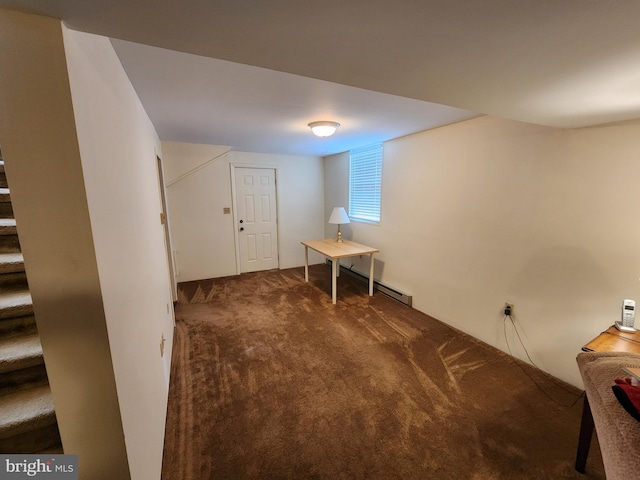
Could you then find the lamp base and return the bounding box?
[336,226,343,242]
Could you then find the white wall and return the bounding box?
[0,10,174,478]
[64,29,175,480]
[163,143,325,282]
[162,141,231,184]
[0,10,130,479]
[325,115,640,387]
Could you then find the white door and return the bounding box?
[235,167,279,273]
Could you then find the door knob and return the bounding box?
[240,227,244,232]
[240,219,244,223]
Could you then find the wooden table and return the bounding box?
[575,325,640,473]
[301,239,379,304]
[582,325,640,354]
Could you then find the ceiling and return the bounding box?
[110,39,479,156]
[3,0,640,156]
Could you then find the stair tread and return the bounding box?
[0,289,32,307]
[0,252,23,263]
[0,385,56,440]
[0,252,24,274]
[0,290,33,321]
[0,333,43,373]
[0,218,17,234]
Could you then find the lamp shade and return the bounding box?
[308,121,340,137]
[328,207,350,225]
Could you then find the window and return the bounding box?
[349,144,382,223]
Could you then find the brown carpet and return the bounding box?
[161,265,604,479]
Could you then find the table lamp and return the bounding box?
[328,207,350,242]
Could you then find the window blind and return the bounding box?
[349,144,382,223]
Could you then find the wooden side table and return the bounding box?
[582,325,640,355]
[575,325,640,473]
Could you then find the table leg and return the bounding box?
[332,256,337,304]
[304,246,309,282]
[575,394,593,473]
[369,254,375,296]
[336,258,340,277]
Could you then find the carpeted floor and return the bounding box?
[161,264,604,479]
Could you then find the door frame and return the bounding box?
[230,163,280,275]
[156,155,178,301]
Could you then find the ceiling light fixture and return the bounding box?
[308,121,340,137]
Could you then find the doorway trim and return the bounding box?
[156,155,178,301]
[230,163,281,275]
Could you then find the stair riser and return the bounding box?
[0,365,48,396]
[0,423,61,454]
[0,272,28,288]
[0,225,17,236]
[0,315,37,336]
[0,175,7,189]
[0,304,34,321]
[0,259,25,274]
[0,235,21,253]
[0,352,44,375]
[0,202,13,219]
[0,414,57,442]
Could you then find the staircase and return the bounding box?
[0,155,62,453]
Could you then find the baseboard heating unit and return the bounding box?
[326,259,412,307]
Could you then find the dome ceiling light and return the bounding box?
[308,121,340,137]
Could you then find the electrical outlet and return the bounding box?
[504,302,514,315]
[160,334,166,357]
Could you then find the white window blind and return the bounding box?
[349,144,382,223]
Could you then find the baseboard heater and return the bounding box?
[325,259,412,307]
